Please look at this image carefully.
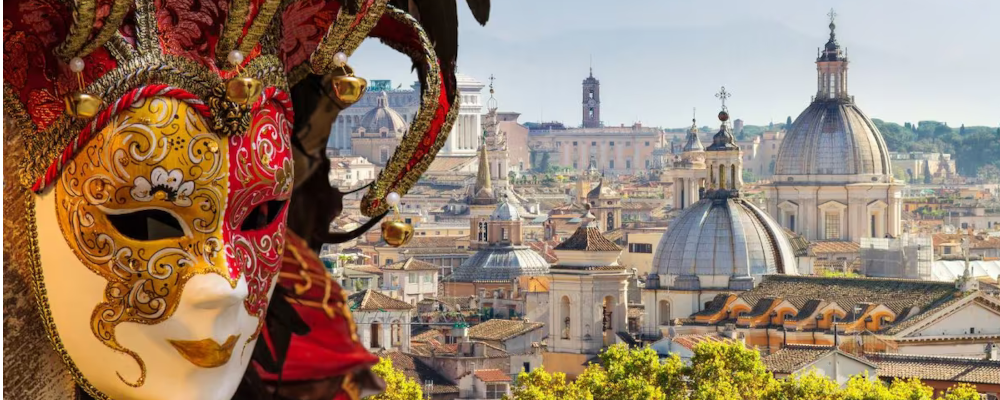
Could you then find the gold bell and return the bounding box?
[64,92,103,119]
[381,220,414,247]
[380,192,412,247]
[330,65,367,108]
[225,77,263,105]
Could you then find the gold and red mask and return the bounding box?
[3,0,462,399]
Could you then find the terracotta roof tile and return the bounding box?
[384,258,441,271]
[468,319,544,342]
[347,290,414,311]
[761,345,837,374]
[344,265,384,275]
[474,369,512,383]
[411,329,445,343]
[867,353,1000,385]
[378,350,459,393]
[671,333,739,351]
[738,276,958,334]
[554,226,621,252]
[809,241,861,255]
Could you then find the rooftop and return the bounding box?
[467,319,544,342]
[866,353,1000,385]
[474,369,512,383]
[384,258,441,272]
[761,345,841,374]
[347,290,414,311]
[378,350,459,394]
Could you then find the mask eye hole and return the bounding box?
[240,200,287,232]
[107,209,187,241]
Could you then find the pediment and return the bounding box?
[899,294,1000,338]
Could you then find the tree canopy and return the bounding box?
[505,343,981,400]
[365,357,423,400]
[871,119,1000,177]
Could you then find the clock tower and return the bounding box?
[582,68,601,128]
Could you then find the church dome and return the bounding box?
[449,247,550,282]
[773,14,891,180]
[490,198,520,221]
[652,196,798,289]
[774,101,891,177]
[359,91,408,135]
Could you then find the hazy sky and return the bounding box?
[351,0,1000,128]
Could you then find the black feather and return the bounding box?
[409,0,459,88]
[465,0,490,25]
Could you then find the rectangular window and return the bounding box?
[610,141,615,146]
[626,141,631,146]
[629,243,653,253]
[408,273,416,283]
[573,141,578,146]
[789,215,796,231]
[573,161,578,169]
[825,211,840,240]
[644,141,650,146]
[609,160,615,169]
[591,141,597,146]
[502,228,509,241]
[486,384,508,399]
[423,274,432,283]
[626,160,632,169]
[871,215,877,237]
[523,362,531,373]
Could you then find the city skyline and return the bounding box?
[350,0,1000,128]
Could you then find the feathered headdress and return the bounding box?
[3,0,474,219]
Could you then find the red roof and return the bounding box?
[474,369,512,383]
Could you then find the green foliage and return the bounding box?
[820,269,861,278]
[937,383,981,400]
[507,343,985,400]
[871,119,1000,177]
[366,357,423,400]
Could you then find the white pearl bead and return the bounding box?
[386,192,401,206]
[333,52,348,67]
[69,57,85,73]
[227,50,245,66]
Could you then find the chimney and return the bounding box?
[988,343,999,361]
[722,323,740,340]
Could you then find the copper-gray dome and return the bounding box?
[359,91,408,135]
[653,196,797,287]
[774,100,891,178]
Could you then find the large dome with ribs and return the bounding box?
[652,196,798,290]
[774,101,891,178]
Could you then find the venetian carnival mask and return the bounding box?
[33,93,293,399]
[4,0,465,398]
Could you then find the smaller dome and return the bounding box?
[359,92,408,135]
[490,199,520,221]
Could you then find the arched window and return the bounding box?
[718,164,726,189]
[658,300,671,325]
[391,320,401,346]
[371,322,382,349]
[478,221,489,242]
[560,296,571,339]
[730,164,737,189]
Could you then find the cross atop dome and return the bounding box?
[487,74,498,112]
[715,86,731,113]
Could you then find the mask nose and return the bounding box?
[186,273,249,309]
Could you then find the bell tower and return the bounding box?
[582,67,601,128]
[816,9,849,101]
